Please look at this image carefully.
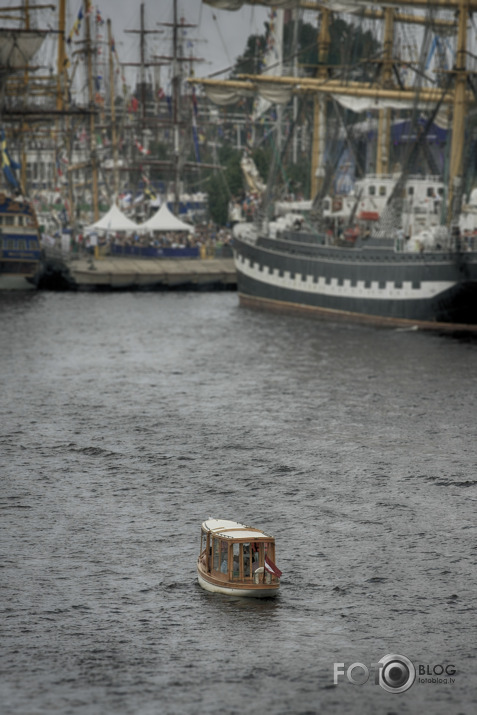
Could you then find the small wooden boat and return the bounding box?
[197,519,282,598]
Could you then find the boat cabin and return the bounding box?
[0,193,41,287]
[197,519,281,598]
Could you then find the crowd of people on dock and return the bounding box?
[43,224,234,259]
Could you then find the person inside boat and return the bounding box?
[233,554,240,577]
[251,542,260,572]
[452,226,462,251]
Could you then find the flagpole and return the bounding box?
[108,19,119,202]
[85,0,99,221]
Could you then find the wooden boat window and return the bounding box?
[369,186,376,196]
[219,540,228,574]
[243,543,251,578]
[232,543,240,579]
[213,537,220,572]
[379,186,386,196]
[251,542,260,571]
[264,541,275,564]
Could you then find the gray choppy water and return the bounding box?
[1,291,476,715]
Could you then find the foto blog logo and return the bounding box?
[333,654,456,693]
[333,653,456,693]
[334,654,416,693]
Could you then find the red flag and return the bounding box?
[128,96,139,113]
[264,555,282,578]
[134,139,150,155]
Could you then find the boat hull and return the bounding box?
[0,193,41,291]
[197,568,279,598]
[0,274,37,290]
[233,233,477,330]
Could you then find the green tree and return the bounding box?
[234,17,380,80]
[207,173,229,225]
[206,145,245,225]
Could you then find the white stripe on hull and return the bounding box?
[0,275,36,290]
[236,255,454,301]
[197,571,279,598]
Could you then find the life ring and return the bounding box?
[253,567,264,584]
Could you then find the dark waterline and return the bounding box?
[1,291,476,714]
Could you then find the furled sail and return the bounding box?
[204,0,363,10]
[0,29,46,70]
[203,82,291,106]
[332,94,443,112]
[240,155,266,194]
[255,82,292,105]
[203,85,254,105]
[204,0,300,9]
[252,9,284,120]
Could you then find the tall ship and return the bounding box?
[0,191,41,289]
[194,0,477,330]
[0,8,46,289]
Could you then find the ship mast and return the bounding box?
[447,0,469,222]
[107,18,119,200]
[194,0,475,225]
[19,0,31,194]
[155,0,203,214]
[56,0,75,228]
[123,3,164,128]
[376,7,394,176]
[172,0,180,214]
[311,8,330,198]
[123,2,164,203]
[84,0,99,221]
[56,0,66,111]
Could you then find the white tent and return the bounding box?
[138,202,194,233]
[84,204,139,233]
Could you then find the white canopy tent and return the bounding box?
[84,204,139,233]
[138,202,194,233]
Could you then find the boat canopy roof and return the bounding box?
[202,519,273,541]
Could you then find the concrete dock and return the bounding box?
[64,256,237,290]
